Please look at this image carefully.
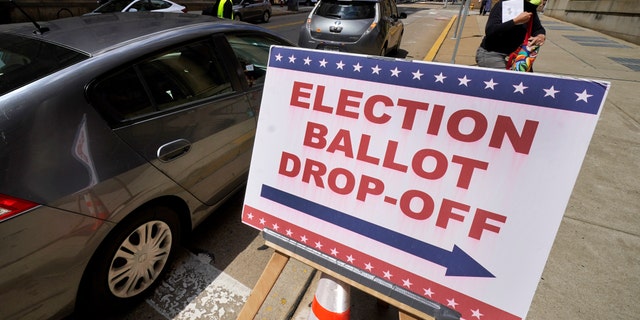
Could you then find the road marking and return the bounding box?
[265,21,305,29]
[146,251,251,319]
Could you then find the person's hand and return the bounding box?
[513,12,532,25]
[528,34,546,46]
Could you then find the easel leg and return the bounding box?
[399,310,422,320]
[237,251,290,319]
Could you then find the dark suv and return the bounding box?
[298,0,406,56]
[0,12,292,319]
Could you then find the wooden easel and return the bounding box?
[237,241,435,320]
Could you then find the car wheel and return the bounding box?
[390,35,402,56]
[76,206,181,316]
[234,14,241,21]
[262,11,270,22]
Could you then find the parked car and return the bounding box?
[0,12,293,320]
[88,0,187,14]
[298,0,406,56]
[299,0,318,5]
[233,0,272,23]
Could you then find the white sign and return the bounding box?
[502,0,524,23]
[242,47,609,319]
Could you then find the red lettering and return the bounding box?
[436,198,468,229]
[363,95,393,124]
[278,152,300,177]
[400,190,435,220]
[447,109,487,142]
[302,158,326,187]
[290,81,313,109]
[356,175,385,202]
[451,155,489,189]
[312,85,334,114]
[326,129,354,158]
[327,168,356,195]
[412,149,447,180]
[336,89,362,119]
[356,134,380,165]
[469,209,507,240]
[397,98,429,130]
[382,140,408,173]
[490,116,539,155]
[426,104,445,136]
[303,122,327,149]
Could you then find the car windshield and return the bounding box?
[0,34,88,96]
[315,0,376,20]
[94,0,135,12]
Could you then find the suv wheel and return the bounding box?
[262,11,270,22]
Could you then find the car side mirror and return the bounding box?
[128,8,138,12]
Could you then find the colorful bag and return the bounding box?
[506,20,539,72]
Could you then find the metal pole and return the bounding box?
[451,0,466,39]
[450,0,470,64]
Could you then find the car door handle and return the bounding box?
[157,139,191,163]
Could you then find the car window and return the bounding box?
[94,0,132,12]
[227,33,290,87]
[315,0,376,20]
[130,0,172,11]
[90,39,234,122]
[381,0,390,16]
[0,33,88,96]
[389,0,398,16]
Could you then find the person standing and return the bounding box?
[482,0,491,15]
[475,0,546,69]
[217,0,234,19]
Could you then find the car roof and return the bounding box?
[1,12,261,56]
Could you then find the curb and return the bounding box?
[424,15,457,61]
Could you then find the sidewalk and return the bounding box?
[285,6,640,320]
[432,11,640,319]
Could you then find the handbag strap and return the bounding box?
[522,19,533,45]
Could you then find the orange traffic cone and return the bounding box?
[308,273,350,320]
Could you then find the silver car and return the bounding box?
[298,0,406,56]
[89,0,188,13]
[0,12,292,320]
[233,0,272,23]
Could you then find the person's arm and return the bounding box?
[484,2,517,37]
[528,12,546,46]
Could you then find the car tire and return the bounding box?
[262,11,270,22]
[380,44,388,57]
[390,35,402,56]
[234,14,241,21]
[76,205,181,317]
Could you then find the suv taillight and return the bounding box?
[0,194,38,222]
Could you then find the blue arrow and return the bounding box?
[261,184,494,278]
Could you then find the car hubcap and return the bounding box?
[108,220,172,298]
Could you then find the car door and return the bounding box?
[247,0,263,20]
[386,0,403,47]
[89,35,256,206]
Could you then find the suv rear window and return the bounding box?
[315,0,376,20]
[0,34,88,96]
